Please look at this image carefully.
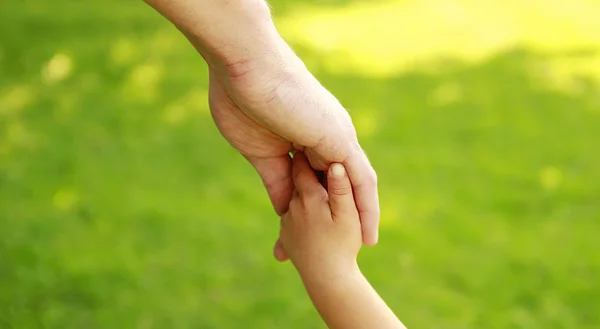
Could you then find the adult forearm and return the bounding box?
[302,267,406,329]
[145,0,289,76]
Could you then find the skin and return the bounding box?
[280,153,406,329]
[145,0,380,260]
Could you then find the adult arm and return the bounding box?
[145,0,380,249]
[144,0,273,64]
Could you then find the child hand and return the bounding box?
[279,152,362,279]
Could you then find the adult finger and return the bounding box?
[292,152,324,196]
[273,214,288,261]
[247,154,294,216]
[344,146,380,246]
[247,155,292,261]
[327,163,358,222]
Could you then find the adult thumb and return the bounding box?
[327,163,357,220]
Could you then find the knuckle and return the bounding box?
[318,190,330,203]
[314,136,353,164]
[329,140,351,163]
[304,188,328,205]
[330,183,352,196]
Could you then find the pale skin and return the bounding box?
[280,152,406,329]
[144,0,380,260]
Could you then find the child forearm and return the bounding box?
[300,266,407,329]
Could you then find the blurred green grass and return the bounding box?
[1,0,599,328]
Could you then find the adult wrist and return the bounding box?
[185,1,290,78]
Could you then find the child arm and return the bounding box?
[302,266,405,329]
[279,153,406,329]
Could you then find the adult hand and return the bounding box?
[145,0,379,260]
[208,52,379,260]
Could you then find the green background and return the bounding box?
[1,0,599,328]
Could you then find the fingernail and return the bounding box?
[331,163,346,177]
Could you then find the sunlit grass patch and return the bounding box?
[278,0,600,82]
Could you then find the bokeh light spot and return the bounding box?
[130,64,162,89]
[0,85,34,116]
[430,82,463,107]
[163,90,209,124]
[124,63,164,102]
[1,121,36,154]
[540,166,563,191]
[163,104,187,124]
[111,39,137,66]
[52,188,80,212]
[42,53,73,84]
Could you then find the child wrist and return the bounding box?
[298,260,361,286]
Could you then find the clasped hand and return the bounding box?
[279,152,362,276]
[208,55,380,260]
